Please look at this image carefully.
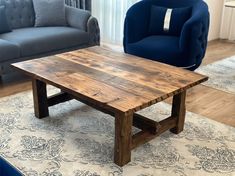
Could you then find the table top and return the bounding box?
[225,1,235,8]
[12,46,208,114]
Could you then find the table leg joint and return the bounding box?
[131,115,177,149]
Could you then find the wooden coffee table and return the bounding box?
[12,46,208,166]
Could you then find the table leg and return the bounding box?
[170,91,186,134]
[32,79,49,119]
[114,112,133,166]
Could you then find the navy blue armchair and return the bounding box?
[124,0,210,70]
[0,156,22,176]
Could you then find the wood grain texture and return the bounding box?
[114,112,133,166]
[12,46,208,115]
[6,43,234,166]
[47,92,73,107]
[170,91,186,134]
[133,113,161,134]
[1,40,234,127]
[131,116,177,149]
[202,39,235,65]
[32,79,49,119]
[11,46,208,166]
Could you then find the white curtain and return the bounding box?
[92,0,139,44]
[220,1,235,40]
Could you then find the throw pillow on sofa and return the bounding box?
[0,6,11,34]
[149,6,192,36]
[32,0,67,27]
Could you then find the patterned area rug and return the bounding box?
[0,88,235,176]
[196,56,235,94]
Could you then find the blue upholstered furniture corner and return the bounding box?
[124,0,210,70]
[0,157,22,176]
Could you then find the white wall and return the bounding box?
[204,0,224,41]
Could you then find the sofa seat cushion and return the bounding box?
[0,39,20,62]
[0,27,89,57]
[126,35,191,67]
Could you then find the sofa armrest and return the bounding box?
[87,16,100,45]
[65,5,91,31]
[65,5,100,45]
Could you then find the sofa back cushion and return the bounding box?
[0,6,11,34]
[33,0,67,27]
[0,0,35,29]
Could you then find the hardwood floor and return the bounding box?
[0,73,31,97]
[202,40,235,65]
[186,85,235,126]
[0,40,235,127]
[186,40,235,127]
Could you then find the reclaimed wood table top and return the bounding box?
[12,46,208,114]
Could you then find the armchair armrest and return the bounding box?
[124,1,150,48]
[65,5,100,45]
[87,16,100,45]
[65,6,91,31]
[179,1,210,66]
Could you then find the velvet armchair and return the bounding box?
[124,0,210,70]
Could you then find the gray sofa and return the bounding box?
[0,0,100,76]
